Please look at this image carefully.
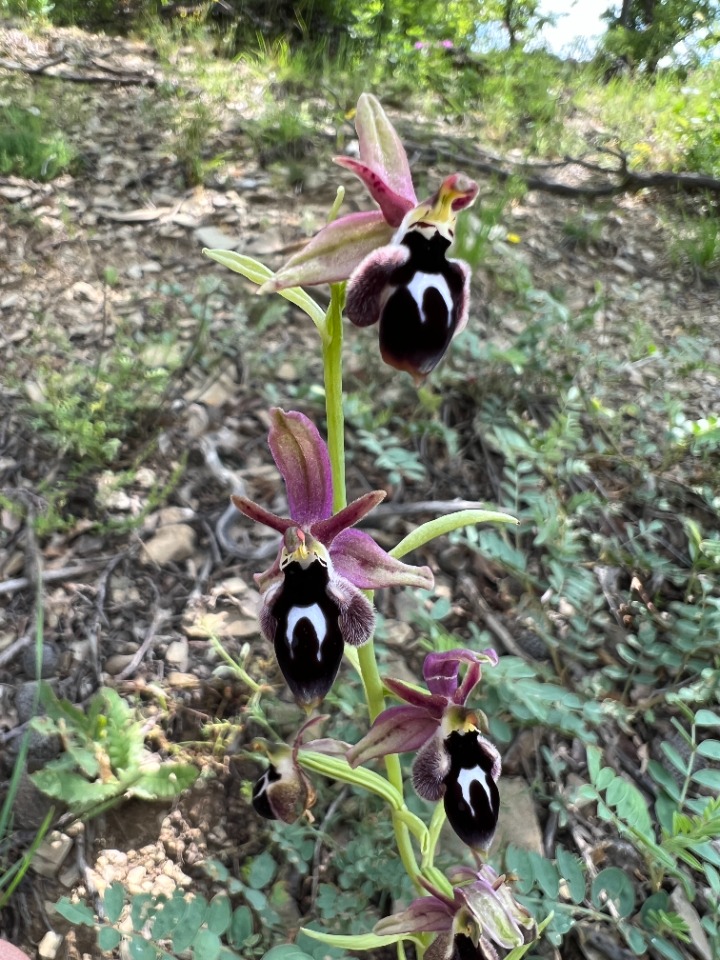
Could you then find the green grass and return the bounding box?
[0,105,76,181]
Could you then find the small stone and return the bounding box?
[491,778,544,856]
[194,226,241,250]
[38,933,63,960]
[141,524,196,566]
[103,654,136,676]
[153,874,176,897]
[276,361,296,382]
[22,642,59,679]
[165,638,189,672]
[33,832,73,879]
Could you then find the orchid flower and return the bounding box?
[348,648,501,852]
[252,715,339,823]
[262,94,479,382]
[231,408,434,708]
[374,864,537,960]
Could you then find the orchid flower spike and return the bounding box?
[348,648,501,852]
[264,94,479,382]
[374,864,537,960]
[232,408,434,708]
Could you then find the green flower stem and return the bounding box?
[324,282,347,514]
[321,288,423,891]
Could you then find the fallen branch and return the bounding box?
[0,56,159,87]
[0,559,109,596]
[407,137,720,198]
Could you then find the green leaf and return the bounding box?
[648,760,682,801]
[128,933,158,960]
[696,739,720,760]
[528,852,559,898]
[55,897,95,927]
[262,947,316,960]
[152,893,188,939]
[103,882,126,924]
[131,894,156,932]
[248,851,277,890]
[31,768,121,811]
[591,867,635,918]
[390,509,518,560]
[555,845,585,903]
[171,895,207,952]
[242,887,267,911]
[297,751,404,809]
[129,763,199,800]
[595,767,615,791]
[695,710,720,728]
[605,776,631,807]
[203,249,327,338]
[661,742,689,776]
[229,905,254,947]
[300,929,411,950]
[586,745,603,784]
[207,894,232,936]
[691,768,720,790]
[98,926,123,951]
[193,928,222,960]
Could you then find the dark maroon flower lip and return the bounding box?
[231,408,433,706]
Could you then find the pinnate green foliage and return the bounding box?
[30,684,197,816]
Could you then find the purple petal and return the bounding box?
[454,649,498,704]
[352,93,416,212]
[383,677,447,717]
[261,211,393,290]
[329,528,434,590]
[311,491,385,546]
[374,898,453,936]
[268,409,332,525]
[423,648,499,700]
[334,157,414,228]
[345,243,409,328]
[423,652,462,699]
[231,495,293,534]
[346,705,440,767]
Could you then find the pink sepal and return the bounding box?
[383,677,446,717]
[268,408,333,525]
[262,211,393,290]
[334,156,414,228]
[346,705,440,767]
[373,897,453,936]
[330,529,434,591]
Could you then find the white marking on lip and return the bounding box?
[456,765,493,816]
[286,604,327,661]
[406,273,453,325]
